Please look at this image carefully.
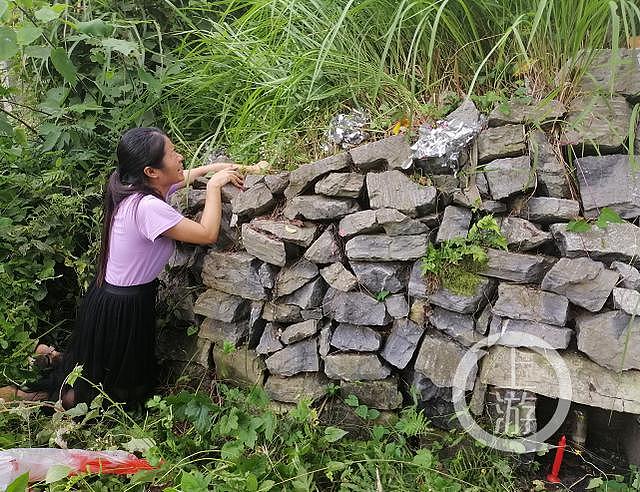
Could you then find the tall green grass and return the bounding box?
[154,0,640,164]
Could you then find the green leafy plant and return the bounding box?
[375,289,391,302]
[567,207,624,233]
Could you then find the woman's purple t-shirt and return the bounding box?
[104,188,184,286]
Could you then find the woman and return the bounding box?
[1,127,255,408]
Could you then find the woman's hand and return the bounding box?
[206,168,243,190]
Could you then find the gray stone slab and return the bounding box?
[500,217,552,251]
[376,208,429,236]
[367,170,437,217]
[301,308,323,320]
[541,257,619,312]
[169,187,207,215]
[612,288,640,316]
[577,154,640,219]
[477,124,526,163]
[483,248,555,283]
[275,259,319,297]
[385,294,409,319]
[580,49,640,101]
[611,261,640,290]
[345,235,428,262]
[529,129,570,198]
[489,317,572,349]
[265,373,329,403]
[212,346,265,388]
[242,225,288,267]
[409,299,429,326]
[315,172,365,198]
[256,322,284,355]
[414,330,476,390]
[338,210,380,239]
[281,319,320,344]
[304,224,342,264]
[264,172,290,194]
[350,135,414,171]
[324,354,391,381]
[320,262,357,292]
[199,317,249,346]
[284,195,361,221]
[380,318,425,369]
[551,222,640,264]
[251,219,318,247]
[285,153,351,199]
[323,288,391,326]
[492,283,569,325]
[194,289,249,322]
[428,306,482,347]
[265,338,319,377]
[319,321,331,358]
[258,263,278,290]
[575,310,640,371]
[280,277,326,309]
[436,205,472,243]
[262,303,302,323]
[350,261,407,294]
[489,99,565,127]
[202,251,267,300]
[231,182,276,217]
[341,378,403,410]
[484,156,533,200]
[331,324,382,352]
[514,197,580,223]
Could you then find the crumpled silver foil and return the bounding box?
[325,109,370,149]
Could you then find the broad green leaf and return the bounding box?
[45,464,72,484]
[0,0,8,18]
[566,218,591,233]
[412,449,433,468]
[258,480,275,491]
[64,402,88,417]
[76,19,111,37]
[24,45,50,59]
[595,207,624,229]
[343,394,359,407]
[0,27,18,60]
[6,472,29,492]
[0,112,12,135]
[323,426,348,442]
[586,477,604,489]
[16,25,42,46]
[50,48,77,84]
[246,473,258,492]
[34,6,61,22]
[355,404,369,418]
[181,471,210,492]
[101,38,138,57]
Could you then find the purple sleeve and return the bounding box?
[136,195,184,241]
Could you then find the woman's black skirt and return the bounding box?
[35,280,159,407]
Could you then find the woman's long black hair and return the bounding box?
[96,127,167,286]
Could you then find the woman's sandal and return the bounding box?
[0,385,19,401]
[0,385,48,402]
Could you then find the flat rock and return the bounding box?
[320,263,357,292]
[380,318,425,369]
[258,263,278,290]
[284,195,361,221]
[480,345,640,413]
[265,373,329,403]
[194,289,249,322]
[350,135,414,171]
[319,322,331,358]
[367,170,437,217]
[529,129,570,198]
[500,217,552,251]
[345,235,428,262]
[202,251,267,300]
[324,354,391,381]
[611,261,640,290]
[331,324,382,352]
[484,156,533,200]
[612,287,640,316]
[323,288,391,326]
[251,219,318,247]
[577,154,640,219]
[199,318,249,346]
[551,222,640,264]
[301,308,323,320]
[385,294,409,318]
[428,306,482,347]
[561,94,631,153]
[304,224,342,264]
[414,331,477,390]
[483,248,555,283]
[341,378,403,410]
[255,323,284,354]
[338,210,380,239]
[281,319,320,344]
[376,208,429,236]
[477,124,526,163]
[315,172,365,198]
[264,172,290,194]
[265,338,320,377]
[212,346,265,388]
[580,49,640,101]
[285,152,351,199]
[231,182,276,217]
[169,187,207,215]
[409,299,430,326]
[575,311,640,371]
[489,99,565,127]
[492,283,569,325]
[350,261,407,294]
[513,196,579,223]
[275,259,319,297]
[489,317,572,349]
[262,303,302,323]
[436,206,472,243]
[541,257,619,312]
[280,277,326,309]
[242,225,288,266]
